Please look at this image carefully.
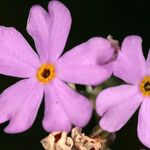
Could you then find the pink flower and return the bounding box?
[0,1,114,133]
[96,35,150,148]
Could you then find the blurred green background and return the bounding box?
[0,0,149,149]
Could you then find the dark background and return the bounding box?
[0,0,149,149]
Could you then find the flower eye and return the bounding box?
[140,76,150,96]
[37,64,55,83]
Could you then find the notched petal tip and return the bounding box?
[48,0,72,29]
[28,0,71,62]
[4,125,26,134]
[48,0,71,16]
[4,117,33,134]
[27,4,48,30]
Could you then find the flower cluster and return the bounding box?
[0,0,149,149]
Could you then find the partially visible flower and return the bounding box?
[0,1,114,133]
[96,35,150,148]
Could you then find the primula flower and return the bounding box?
[96,35,150,148]
[0,1,114,133]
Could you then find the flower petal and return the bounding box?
[114,36,146,84]
[27,1,71,63]
[54,79,93,128]
[98,86,143,132]
[56,38,114,85]
[0,27,40,78]
[137,98,150,148]
[146,49,150,73]
[27,5,50,62]
[0,78,43,133]
[44,79,92,130]
[42,83,72,132]
[96,85,139,117]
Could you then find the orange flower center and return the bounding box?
[37,64,55,83]
[140,76,150,96]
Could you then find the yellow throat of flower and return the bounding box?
[37,64,55,83]
[140,76,150,96]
